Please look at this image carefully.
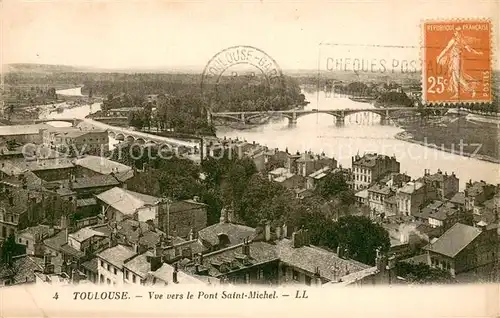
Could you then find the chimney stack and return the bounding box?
[242,238,250,256]
[282,224,288,238]
[173,263,179,284]
[264,221,271,241]
[275,226,281,240]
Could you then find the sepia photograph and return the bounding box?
[0,0,498,317]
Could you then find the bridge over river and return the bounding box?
[209,107,449,126]
[35,117,199,149]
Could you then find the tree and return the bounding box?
[314,171,350,199]
[394,262,454,284]
[0,235,16,265]
[330,215,390,265]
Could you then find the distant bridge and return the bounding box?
[209,107,449,126]
[35,117,199,149]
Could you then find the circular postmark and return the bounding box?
[201,45,286,114]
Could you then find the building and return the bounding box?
[306,166,332,190]
[396,181,436,216]
[42,127,109,155]
[0,124,51,145]
[74,156,133,179]
[464,181,497,213]
[352,153,400,190]
[0,254,45,286]
[182,226,371,286]
[422,169,459,200]
[97,188,207,239]
[97,244,136,285]
[15,225,55,255]
[105,107,143,117]
[423,223,499,277]
[367,184,394,215]
[96,187,164,225]
[295,152,337,177]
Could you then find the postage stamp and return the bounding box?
[200,45,285,112]
[422,19,493,104]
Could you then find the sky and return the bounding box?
[1,0,498,71]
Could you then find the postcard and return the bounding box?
[0,1,498,317]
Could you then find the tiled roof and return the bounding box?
[43,229,68,251]
[0,124,51,136]
[97,244,136,269]
[429,206,458,221]
[149,263,205,285]
[81,257,99,273]
[22,158,75,171]
[352,153,392,167]
[18,225,53,238]
[75,156,132,175]
[277,239,370,282]
[399,182,424,194]
[70,174,120,189]
[466,181,489,197]
[96,187,160,215]
[76,198,97,207]
[113,169,135,182]
[355,189,369,199]
[59,243,85,258]
[69,227,108,242]
[184,241,279,278]
[198,223,256,247]
[423,223,482,258]
[124,251,154,278]
[368,184,392,195]
[116,219,166,249]
[0,255,44,284]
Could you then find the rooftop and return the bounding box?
[352,153,396,168]
[123,250,154,278]
[96,187,160,215]
[97,244,136,269]
[0,255,44,285]
[43,229,68,251]
[368,183,392,195]
[450,192,466,205]
[69,227,108,243]
[74,156,132,175]
[18,225,53,239]
[198,222,256,248]
[0,124,51,136]
[399,182,424,194]
[277,239,370,282]
[148,263,206,285]
[115,219,167,249]
[423,223,482,258]
[69,174,120,190]
[308,166,331,179]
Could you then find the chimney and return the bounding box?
[275,226,281,240]
[264,221,271,241]
[43,254,54,274]
[188,228,194,241]
[282,223,288,238]
[219,208,227,224]
[192,196,199,202]
[173,263,179,284]
[314,267,322,286]
[242,238,250,256]
[292,229,303,248]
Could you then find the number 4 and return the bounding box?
[53,292,59,300]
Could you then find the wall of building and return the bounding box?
[98,258,124,285]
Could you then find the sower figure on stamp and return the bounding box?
[436,26,484,99]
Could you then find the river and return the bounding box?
[216,90,499,190]
[50,87,498,190]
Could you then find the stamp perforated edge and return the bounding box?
[420,17,495,106]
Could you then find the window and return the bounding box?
[292,270,299,281]
[281,266,286,277]
[107,264,110,271]
[305,276,312,286]
[245,273,250,284]
[257,269,264,280]
[114,268,117,275]
[133,275,136,283]
[101,260,105,268]
[125,270,129,280]
[106,278,111,285]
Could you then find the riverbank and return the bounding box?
[394,115,500,164]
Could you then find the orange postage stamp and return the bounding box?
[423,19,492,104]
